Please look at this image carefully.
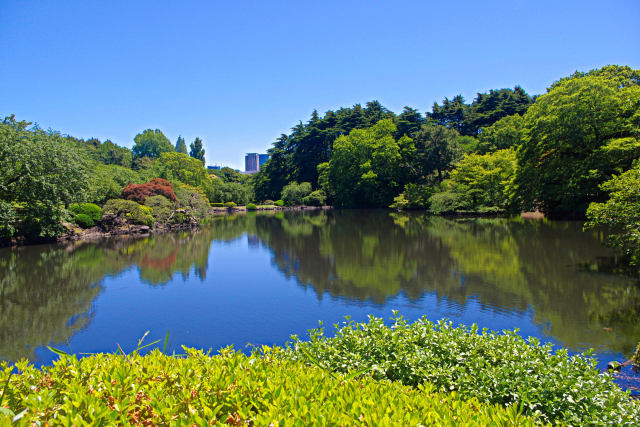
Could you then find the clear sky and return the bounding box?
[1,1,638,169]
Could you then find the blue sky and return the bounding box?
[1,1,638,169]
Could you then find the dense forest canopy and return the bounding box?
[1,65,638,267]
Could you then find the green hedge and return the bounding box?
[285,314,640,425]
[0,349,533,425]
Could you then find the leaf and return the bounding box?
[46,346,69,357]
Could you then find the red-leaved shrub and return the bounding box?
[122,178,178,203]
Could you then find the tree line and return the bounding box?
[1,64,638,266]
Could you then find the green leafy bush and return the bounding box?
[302,190,326,206]
[274,199,284,207]
[174,184,210,218]
[74,213,94,229]
[69,203,103,221]
[144,195,175,224]
[281,181,312,206]
[246,203,257,210]
[103,199,154,226]
[224,201,236,208]
[211,202,224,207]
[286,315,640,425]
[428,191,470,214]
[0,348,534,425]
[263,199,275,205]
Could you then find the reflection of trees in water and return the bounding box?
[0,229,219,361]
[256,211,640,356]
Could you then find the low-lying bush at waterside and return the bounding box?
[69,203,102,222]
[246,203,257,210]
[103,199,154,226]
[73,213,94,229]
[286,314,640,425]
[0,348,534,426]
[274,199,284,207]
[224,201,236,209]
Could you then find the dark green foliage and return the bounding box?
[302,190,326,206]
[246,203,257,210]
[411,124,461,183]
[175,135,187,154]
[427,190,470,214]
[132,129,173,160]
[189,137,205,163]
[584,162,640,267]
[74,213,94,228]
[514,66,640,218]
[281,181,312,206]
[390,183,434,209]
[287,315,640,425]
[69,203,103,222]
[103,199,154,226]
[0,348,535,425]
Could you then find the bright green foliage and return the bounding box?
[175,135,187,154]
[81,138,133,168]
[448,148,517,211]
[584,162,640,267]
[74,214,94,228]
[144,195,176,224]
[174,184,210,218]
[103,199,154,226]
[224,201,237,208]
[0,348,535,426]
[281,181,312,206]
[246,203,257,210]
[132,129,173,160]
[86,164,144,204]
[327,120,408,207]
[634,341,640,369]
[427,189,470,214]
[390,183,434,209]
[287,315,640,425]
[204,179,252,205]
[69,203,103,222]
[0,116,89,239]
[302,190,326,206]
[156,152,208,187]
[189,137,205,164]
[515,66,640,218]
[274,200,284,207]
[476,114,524,154]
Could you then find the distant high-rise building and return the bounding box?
[207,165,221,170]
[259,154,269,168]
[245,153,259,173]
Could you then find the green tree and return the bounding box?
[585,162,640,267]
[0,116,89,238]
[327,119,408,207]
[448,148,517,210]
[429,95,470,135]
[476,114,524,154]
[411,125,462,183]
[189,137,205,164]
[515,66,640,218]
[132,129,173,160]
[157,152,208,187]
[281,181,312,206]
[175,135,187,154]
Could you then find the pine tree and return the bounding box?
[189,137,205,164]
[175,135,187,154]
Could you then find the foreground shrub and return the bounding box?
[281,181,312,206]
[69,203,103,221]
[246,203,257,210]
[103,199,154,226]
[274,199,284,207]
[0,348,533,425]
[122,178,177,203]
[286,314,640,425]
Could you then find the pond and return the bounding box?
[1,210,639,390]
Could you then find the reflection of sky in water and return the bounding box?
[23,233,638,391]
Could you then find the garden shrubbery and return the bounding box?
[286,314,640,425]
[103,199,154,226]
[73,213,94,228]
[69,203,102,222]
[0,348,534,426]
[246,203,257,210]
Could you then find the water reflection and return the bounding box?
[0,210,638,364]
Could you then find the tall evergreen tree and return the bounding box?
[189,137,205,164]
[175,135,187,154]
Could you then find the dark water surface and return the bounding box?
[1,210,639,389]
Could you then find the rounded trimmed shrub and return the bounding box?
[74,213,94,229]
[246,203,257,210]
[224,201,237,209]
[69,203,103,221]
[274,200,284,207]
[211,202,225,208]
